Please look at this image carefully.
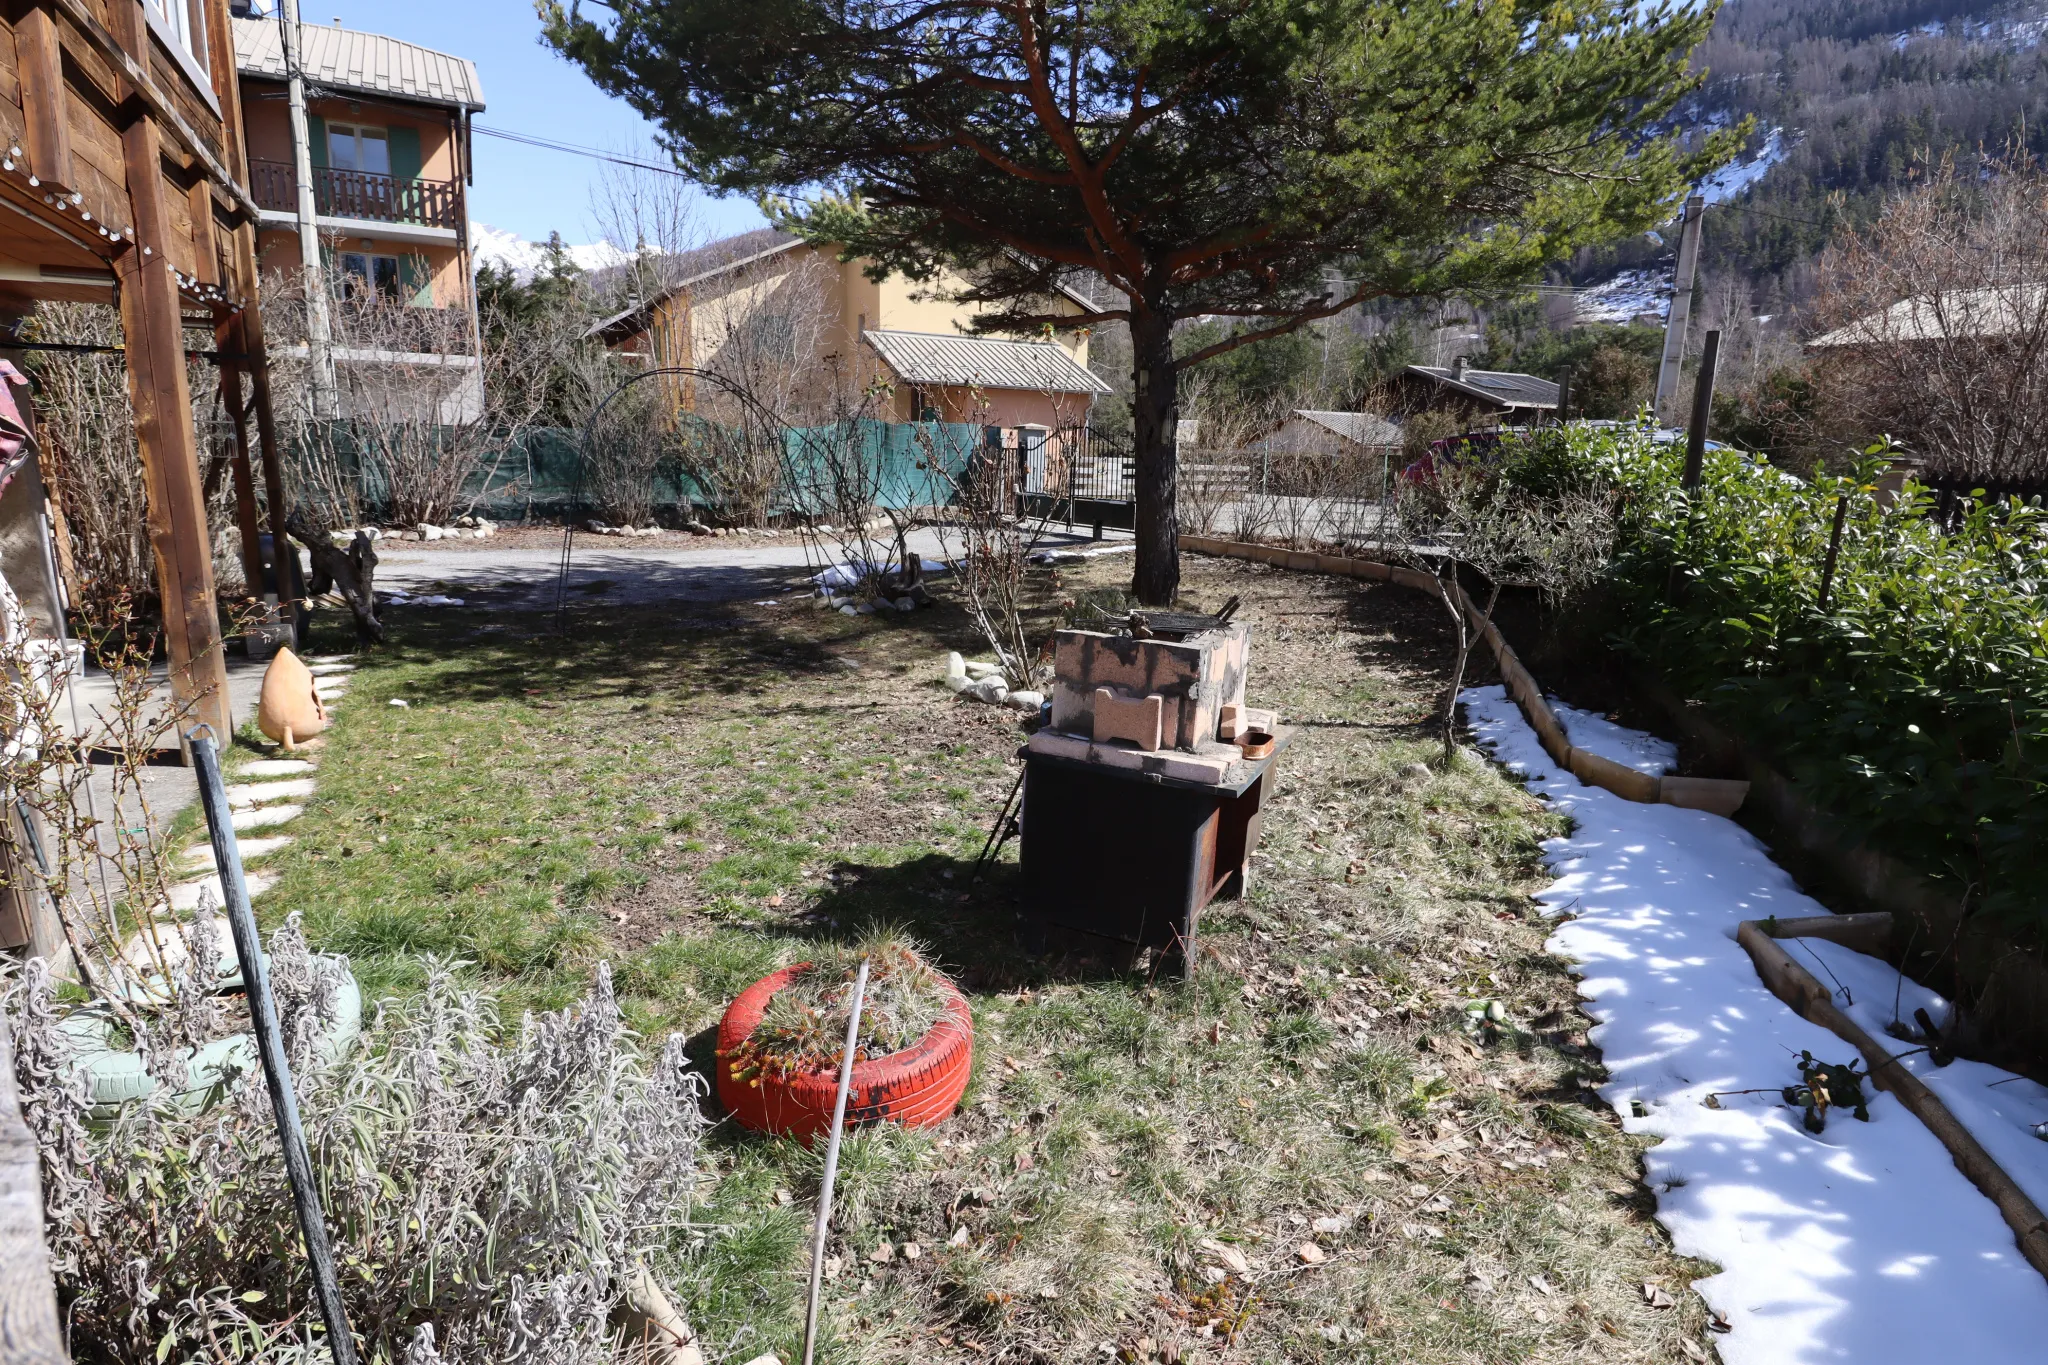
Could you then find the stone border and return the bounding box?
[1178,535,1749,814]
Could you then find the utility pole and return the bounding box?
[279,0,337,419]
[1653,194,1704,425]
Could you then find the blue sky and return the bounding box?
[305,1,768,246]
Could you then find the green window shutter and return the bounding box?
[308,114,328,168]
[401,254,433,308]
[387,126,422,223]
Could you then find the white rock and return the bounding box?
[418,524,445,541]
[473,524,494,538]
[946,674,974,695]
[226,778,317,807]
[894,597,916,611]
[839,605,859,616]
[855,602,875,615]
[969,676,1008,704]
[231,804,301,831]
[389,698,410,708]
[241,759,315,777]
[946,651,967,681]
[811,595,831,610]
[1006,689,1045,712]
[963,661,1001,680]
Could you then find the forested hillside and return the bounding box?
[1574,0,2048,308]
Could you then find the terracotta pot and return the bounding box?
[1238,730,1276,760]
[716,964,974,1141]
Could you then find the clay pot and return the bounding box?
[256,647,329,750]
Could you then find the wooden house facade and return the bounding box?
[0,0,287,743]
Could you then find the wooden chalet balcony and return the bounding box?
[249,159,464,232]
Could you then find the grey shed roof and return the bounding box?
[1406,364,1559,410]
[1291,409,1403,446]
[233,17,485,110]
[864,330,1112,395]
[1807,284,2048,347]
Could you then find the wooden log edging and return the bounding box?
[1736,918,2048,1287]
[1177,535,1750,815]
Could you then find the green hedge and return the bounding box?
[1526,427,2048,934]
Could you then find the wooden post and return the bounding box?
[189,731,360,1365]
[1681,328,1720,491]
[0,1014,69,1365]
[108,0,232,744]
[216,318,266,600]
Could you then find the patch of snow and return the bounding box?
[1462,683,2048,1362]
[1550,698,1678,776]
[470,223,628,282]
[385,593,466,607]
[1575,268,1671,325]
[812,558,947,589]
[1701,127,1789,205]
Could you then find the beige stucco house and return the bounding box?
[590,232,1110,434]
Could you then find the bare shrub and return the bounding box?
[1808,149,2048,485]
[5,952,709,1365]
[1386,436,1619,763]
[25,303,247,615]
[268,272,580,528]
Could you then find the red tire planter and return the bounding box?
[716,964,975,1141]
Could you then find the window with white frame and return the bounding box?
[338,252,403,302]
[327,124,393,176]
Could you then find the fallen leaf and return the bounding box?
[1680,1339,1710,1361]
[1311,1215,1352,1235]
[949,1224,970,1247]
[1002,1056,1024,1074]
[1528,1274,1557,1296]
[1209,1021,1226,1044]
[1708,1310,1733,1334]
[1014,1150,1034,1171]
[1198,1237,1252,1276]
[1641,1281,1676,1310]
[1296,1242,1326,1265]
[766,894,784,907]
[1038,1285,1060,1299]
[869,1241,895,1263]
[902,1242,923,1261]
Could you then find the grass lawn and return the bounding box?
[247,552,1724,1364]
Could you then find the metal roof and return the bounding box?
[864,329,1112,395]
[1807,284,2048,348]
[588,231,804,342]
[1406,364,1559,410]
[1290,409,1403,446]
[233,17,485,110]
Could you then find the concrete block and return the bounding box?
[1092,688,1164,751]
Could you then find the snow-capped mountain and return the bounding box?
[469,223,628,280]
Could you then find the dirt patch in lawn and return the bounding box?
[260,553,1723,1365]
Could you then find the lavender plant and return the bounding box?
[4,948,709,1364]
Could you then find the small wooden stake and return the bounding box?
[188,730,360,1365]
[802,958,871,1365]
[1681,329,1720,491]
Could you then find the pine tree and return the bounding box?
[543,0,1737,601]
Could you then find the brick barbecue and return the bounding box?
[1016,614,1291,969]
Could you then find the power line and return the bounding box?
[471,124,689,178]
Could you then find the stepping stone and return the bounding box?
[181,836,293,870]
[233,803,302,831]
[308,662,356,676]
[226,779,316,807]
[166,870,278,912]
[308,654,357,665]
[241,759,315,778]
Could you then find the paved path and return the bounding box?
[371,525,1131,609]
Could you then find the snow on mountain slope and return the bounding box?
[470,223,627,280]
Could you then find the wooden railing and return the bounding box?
[248,160,463,232]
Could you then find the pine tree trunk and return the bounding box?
[1128,307,1180,606]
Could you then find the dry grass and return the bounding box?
[252,552,1724,1364]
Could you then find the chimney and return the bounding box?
[1452,355,1471,382]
